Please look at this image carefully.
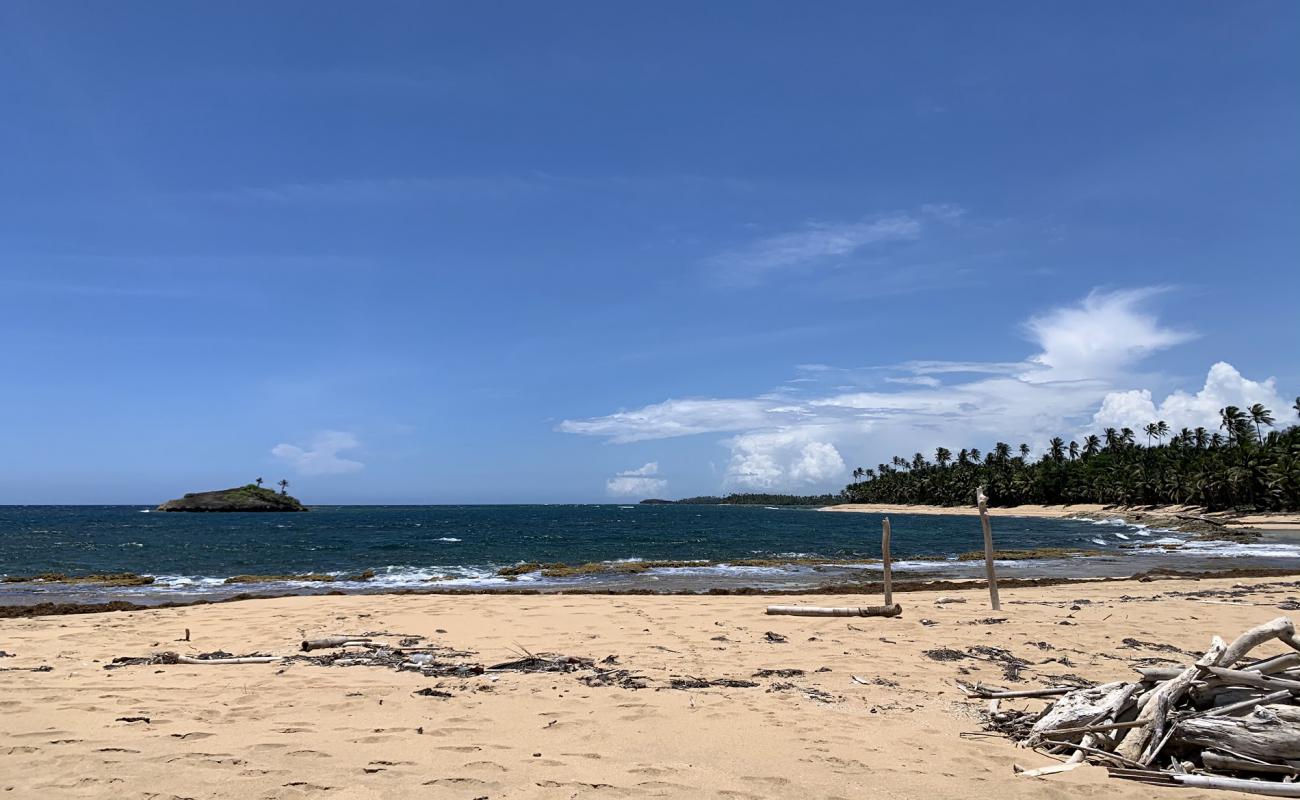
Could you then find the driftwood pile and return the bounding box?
[976,616,1300,795]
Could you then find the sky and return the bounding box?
[1,2,1297,504]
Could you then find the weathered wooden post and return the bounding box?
[976,485,1001,610]
[881,516,893,607]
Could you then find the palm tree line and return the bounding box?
[844,400,1300,511]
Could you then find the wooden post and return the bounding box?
[976,485,1001,610]
[881,516,893,607]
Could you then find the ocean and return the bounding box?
[2,504,1298,605]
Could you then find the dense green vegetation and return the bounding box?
[640,493,838,506]
[842,402,1300,511]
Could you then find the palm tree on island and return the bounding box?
[255,477,264,487]
[278,479,289,496]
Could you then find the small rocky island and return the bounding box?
[156,483,308,512]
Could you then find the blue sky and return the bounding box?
[2,2,1297,503]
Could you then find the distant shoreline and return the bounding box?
[821,502,1300,534]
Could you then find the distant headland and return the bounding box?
[156,481,307,512]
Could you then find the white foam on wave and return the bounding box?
[1163,540,1300,559]
[1115,532,1130,540]
[436,537,461,542]
[1090,538,1109,546]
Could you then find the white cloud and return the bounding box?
[560,288,1275,492]
[921,203,967,223]
[618,461,660,476]
[707,214,921,284]
[271,430,365,476]
[605,463,667,496]
[1092,362,1286,434]
[724,429,847,489]
[1022,287,1194,382]
[557,398,779,443]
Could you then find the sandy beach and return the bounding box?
[3,574,1300,798]
[823,502,1300,532]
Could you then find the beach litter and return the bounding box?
[974,616,1300,793]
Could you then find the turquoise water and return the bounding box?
[1,504,1296,602]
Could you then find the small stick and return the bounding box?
[1184,689,1292,720]
[963,685,1074,699]
[184,628,190,642]
[976,486,1000,611]
[881,517,893,607]
[1042,718,1149,737]
[1201,665,1300,693]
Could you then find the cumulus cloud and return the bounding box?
[707,214,921,285]
[1022,287,1194,382]
[271,430,365,476]
[725,429,846,489]
[605,462,668,496]
[1092,362,1286,434]
[561,288,1280,492]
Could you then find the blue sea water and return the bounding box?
[1,504,1297,603]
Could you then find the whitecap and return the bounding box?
[437,537,461,542]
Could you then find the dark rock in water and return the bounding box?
[156,485,307,512]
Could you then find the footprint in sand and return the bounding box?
[461,760,509,772]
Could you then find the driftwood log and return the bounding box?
[176,655,280,665]
[301,637,373,651]
[975,486,1000,611]
[766,604,902,618]
[1176,705,1300,761]
[997,616,1300,791]
[881,517,893,607]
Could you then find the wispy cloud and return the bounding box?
[271,430,365,476]
[605,462,668,496]
[706,213,922,285]
[560,288,1273,491]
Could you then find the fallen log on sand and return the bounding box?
[301,636,373,651]
[765,604,902,618]
[176,655,280,665]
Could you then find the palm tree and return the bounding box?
[277,478,289,495]
[1082,434,1101,457]
[934,447,951,467]
[1018,443,1031,461]
[1068,440,1079,461]
[994,442,1012,463]
[1248,403,1275,444]
[1048,437,1066,462]
[968,448,981,463]
[1220,406,1249,445]
[1294,396,1300,419]
[958,449,970,466]
[1193,427,1209,449]
[255,477,264,487]
[1156,420,1170,445]
[852,467,862,483]
[1104,428,1120,450]
[1121,428,1136,447]
[1144,422,1158,447]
